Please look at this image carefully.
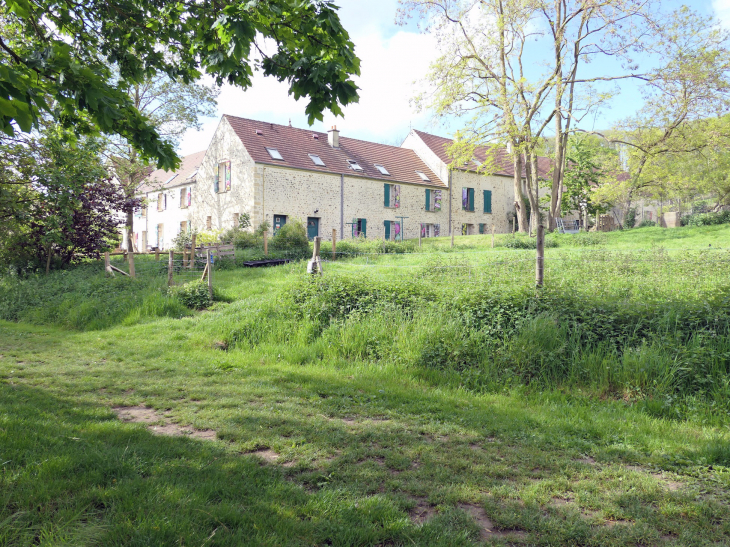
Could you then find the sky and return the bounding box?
[178,0,726,156]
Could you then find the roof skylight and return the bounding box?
[266,147,284,160]
[348,160,363,171]
[374,164,390,175]
[416,171,430,182]
[309,154,325,166]
[472,159,482,167]
[165,174,178,184]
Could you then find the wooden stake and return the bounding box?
[263,231,268,256]
[128,250,136,278]
[182,247,187,269]
[332,228,336,261]
[155,248,160,261]
[451,225,455,248]
[190,233,197,268]
[109,264,130,277]
[418,229,422,248]
[307,236,323,275]
[200,263,208,282]
[491,224,495,248]
[168,250,174,286]
[104,252,115,277]
[535,224,545,289]
[206,249,213,299]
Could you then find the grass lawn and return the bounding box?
[1,224,730,546]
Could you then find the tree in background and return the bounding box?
[559,136,613,222]
[109,74,220,252]
[0,0,360,171]
[0,128,139,273]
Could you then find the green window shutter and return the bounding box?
[425,189,431,211]
[384,183,390,207]
[361,219,367,238]
[468,188,474,211]
[484,190,492,213]
[384,220,390,240]
[479,223,485,234]
[213,175,219,193]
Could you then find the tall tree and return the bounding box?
[109,75,219,252]
[0,0,360,170]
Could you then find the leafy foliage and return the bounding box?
[0,0,360,169]
[168,280,212,310]
[681,210,730,227]
[269,219,311,258]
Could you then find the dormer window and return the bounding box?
[348,160,363,171]
[309,154,325,166]
[416,171,430,182]
[374,164,390,175]
[266,147,283,160]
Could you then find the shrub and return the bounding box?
[681,210,730,227]
[570,231,607,246]
[637,220,657,228]
[269,219,311,258]
[502,235,558,249]
[168,280,211,310]
[624,207,637,229]
[335,237,417,257]
[228,229,261,250]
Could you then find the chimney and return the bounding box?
[328,125,340,148]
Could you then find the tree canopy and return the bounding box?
[0,0,360,170]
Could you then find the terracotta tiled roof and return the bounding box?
[412,129,552,178]
[138,150,206,194]
[224,115,446,188]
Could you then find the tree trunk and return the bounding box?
[513,153,528,233]
[45,243,52,275]
[525,152,541,237]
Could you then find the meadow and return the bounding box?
[1,224,729,546]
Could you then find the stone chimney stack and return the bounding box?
[328,125,340,148]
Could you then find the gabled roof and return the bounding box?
[138,150,206,194]
[224,115,445,188]
[412,129,552,178]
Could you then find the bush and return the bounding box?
[335,237,417,257]
[168,280,211,310]
[502,235,558,249]
[570,231,607,246]
[624,207,637,229]
[681,210,730,227]
[637,220,657,228]
[227,229,261,250]
[269,219,311,258]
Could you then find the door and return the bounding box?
[273,214,287,235]
[307,217,319,240]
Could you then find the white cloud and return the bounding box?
[714,0,730,26]
[179,4,437,155]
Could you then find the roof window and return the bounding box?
[256,129,263,136]
[472,159,482,167]
[266,147,284,160]
[165,174,178,185]
[416,171,430,182]
[312,134,319,140]
[348,159,363,171]
[309,154,325,166]
[374,164,390,175]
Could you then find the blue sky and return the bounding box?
[179,0,727,156]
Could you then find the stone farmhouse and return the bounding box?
[130,115,545,250]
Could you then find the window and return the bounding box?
[348,159,363,171]
[308,154,325,166]
[483,190,492,214]
[472,159,482,167]
[425,189,442,212]
[165,174,178,185]
[141,205,147,217]
[179,187,191,209]
[206,216,212,230]
[462,188,475,211]
[352,218,367,238]
[266,147,283,160]
[273,214,287,235]
[416,171,430,182]
[215,161,231,193]
[157,192,166,212]
[383,220,401,241]
[461,223,474,235]
[233,213,240,228]
[383,184,400,208]
[374,164,390,175]
[420,223,440,238]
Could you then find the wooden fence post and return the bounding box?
[263,231,268,256]
[491,224,495,248]
[155,248,160,261]
[206,249,213,299]
[104,252,114,277]
[168,250,174,286]
[451,224,455,248]
[307,236,323,275]
[536,224,545,289]
[128,251,136,278]
[332,229,336,261]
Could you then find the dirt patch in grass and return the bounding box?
[458,503,527,540]
[577,456,597,465]
[113,405,216,440]
[410,500,437,524]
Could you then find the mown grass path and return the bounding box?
[2,314,730,546]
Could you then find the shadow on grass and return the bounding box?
[0,383,476,547]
